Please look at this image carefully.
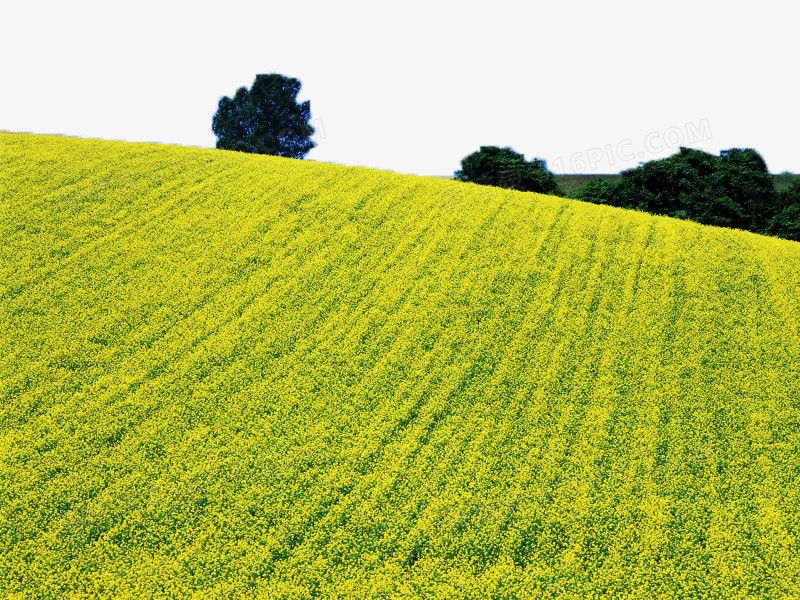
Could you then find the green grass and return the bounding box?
[2,133,800,597]
[554,174,620,197]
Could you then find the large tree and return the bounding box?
[212,74,315,159]
[454,146,560,195]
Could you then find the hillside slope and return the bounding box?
[2,133,800,597]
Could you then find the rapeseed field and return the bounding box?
[2,132,800,597]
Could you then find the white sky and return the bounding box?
[2,0,797,175]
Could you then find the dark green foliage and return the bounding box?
[212,74,315,159]
[774,172,800,193]
[715,149,778,231]
[769,180,800,241]
[577,147,790,239]
[455,146,559,195]
[575,178,617,205]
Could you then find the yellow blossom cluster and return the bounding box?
[1,132,800,597]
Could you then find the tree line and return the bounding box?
[573,148,800,241]
[212,74,799,242]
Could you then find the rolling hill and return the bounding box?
[2,132,800,597]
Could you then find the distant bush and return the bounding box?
[574,178,617,205]
[455,146,560,195]
[577,147,788,238]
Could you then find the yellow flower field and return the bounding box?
[1,132,800,597]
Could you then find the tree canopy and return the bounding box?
[212,74,315,159]
[577,147,791,238]
[455,146,560,195]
